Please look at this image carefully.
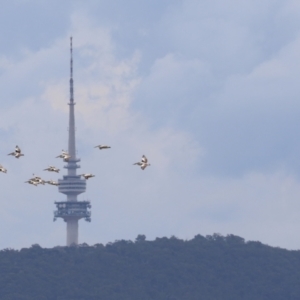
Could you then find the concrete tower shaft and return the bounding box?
[67,218,78,245]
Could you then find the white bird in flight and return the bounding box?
[0,164,7,173]
[30,174,46,185]
[133,155,151,170]
[44,166,60,173]
[25,179,38,186]
[81,173,95,180]
[94,145,111,150]
[8,145,24,158]
[46,180,59,186]
[56,150,71,161]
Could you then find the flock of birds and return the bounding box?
[0,145,151,186]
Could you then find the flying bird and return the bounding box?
[56,150,71,161]
[46,180,59,186]
[25,180,38,186]
[8,145,24,158]
[30,174,46,185]
[44,166,60,173]
[0,164,7,173]
[94,145,111,150]
[134,155,151,170]
[81,173,95,180]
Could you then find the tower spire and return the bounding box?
[70,37,74,104]
[68,36,76,166]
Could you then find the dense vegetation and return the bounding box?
[0,234,299,299]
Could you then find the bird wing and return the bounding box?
[141,155,148,163]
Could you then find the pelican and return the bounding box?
[30,174,46,185]
[94,145,111,150]
[25,180,38,186]
[56,153,69,159]
[44,166,60,173]
[56,150,71,159]
[0,164,7,173]
[56,153,71,161]
[81,173,95,180]
[46,180,59,186]
[8,145,24,158]
[133,155,150,170]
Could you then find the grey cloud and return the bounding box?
[127,0,300,177]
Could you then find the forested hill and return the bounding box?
[0,234,300,300]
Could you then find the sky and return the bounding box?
[1,0,300,249]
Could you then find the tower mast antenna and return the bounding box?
[70,37,74,104]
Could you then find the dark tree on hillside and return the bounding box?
[0,234,299,299]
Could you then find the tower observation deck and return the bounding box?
[54,38,91,246]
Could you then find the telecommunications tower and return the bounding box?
[53,38,91,246]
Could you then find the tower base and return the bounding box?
[66,218,79,246]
